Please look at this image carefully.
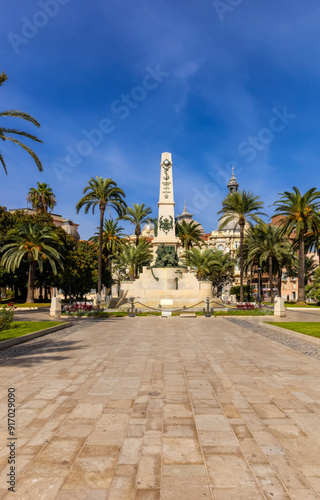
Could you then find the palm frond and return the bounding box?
[4,136,43,171]
[0,109,41,128]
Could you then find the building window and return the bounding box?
[218,245,223,251]
[235,242,238,249]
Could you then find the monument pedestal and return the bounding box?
[117,266,213,309]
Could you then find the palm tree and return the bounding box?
[0,72,43,174]
[1,224,63,303]
[76,177,126,294]
[182,248,216,280]
[299,223,320,266]
[115,239,153,280]
[218,190,266,302]
[90,218,127,271]
[177,220,204,250]
[210,249,236,297]
[285,255,318,287]
[273,187,320,302]
[245,223,293,302]
[27,182,56,213]
[122,203,152,246]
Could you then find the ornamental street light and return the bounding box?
[257,267,262,307]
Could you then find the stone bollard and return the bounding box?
[93,293,101,307]
[49,295,61,318]
[274,297,287,317]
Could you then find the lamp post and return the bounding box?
[247,279,251,302]
[257,267,262,307]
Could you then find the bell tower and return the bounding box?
[227,166,239,194]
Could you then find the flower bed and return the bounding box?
[236,303,256,310]
[63,302,94,315]
[0,303,16,331]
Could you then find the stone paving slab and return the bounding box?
[1,317,320,498]
[227,318,320,360]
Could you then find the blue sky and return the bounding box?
[1,0,320,239]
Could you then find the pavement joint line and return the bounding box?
[225,318,320,362]
[199,322,320,499]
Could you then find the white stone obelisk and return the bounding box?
[153,152,179,247]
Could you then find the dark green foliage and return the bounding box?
[229,285,254,301]
[57,240,111,299]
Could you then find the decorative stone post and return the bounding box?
[93,293,101,307]
[49,287,61,318]
[274,297,287,317]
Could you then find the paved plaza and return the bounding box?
[1,314,320,499]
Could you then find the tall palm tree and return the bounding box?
[76,177,126,294]
[245,223,293,302]
[0,72,43,174]
[210,249,236,297]
[114,239,152,280]
[273,187,320,302]
[299,224,320,266]
[177,220,204,250]
[27,182,56,213]
[122,203,152,246]
[182,248,216,280]
[1,224,63,303]
[218,190,266,302]
[89,218,127,271]
[285,255,318,287]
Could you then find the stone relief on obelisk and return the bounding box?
[153,152,179,247]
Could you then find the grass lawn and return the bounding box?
[14,303,51,308]
[214,309,273,316]
[265,322,320,338]
[284,302,320,308]
[1,300,51,307]
[0,321,64,342]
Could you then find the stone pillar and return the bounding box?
[49,288,61,318]
[93,293,101,307]
[153,152,179,247]
[274,297,287,317]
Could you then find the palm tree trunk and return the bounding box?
[98,208,105,294]
[26,261,36,303]
[239,222,245,302]
[135,225,140,247]
[135,226,140,276]
[269,255,274,302]
[298,233,305,302]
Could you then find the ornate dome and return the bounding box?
[142,221,155,237]
[217,217,240,233]
[177,201,205,233]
